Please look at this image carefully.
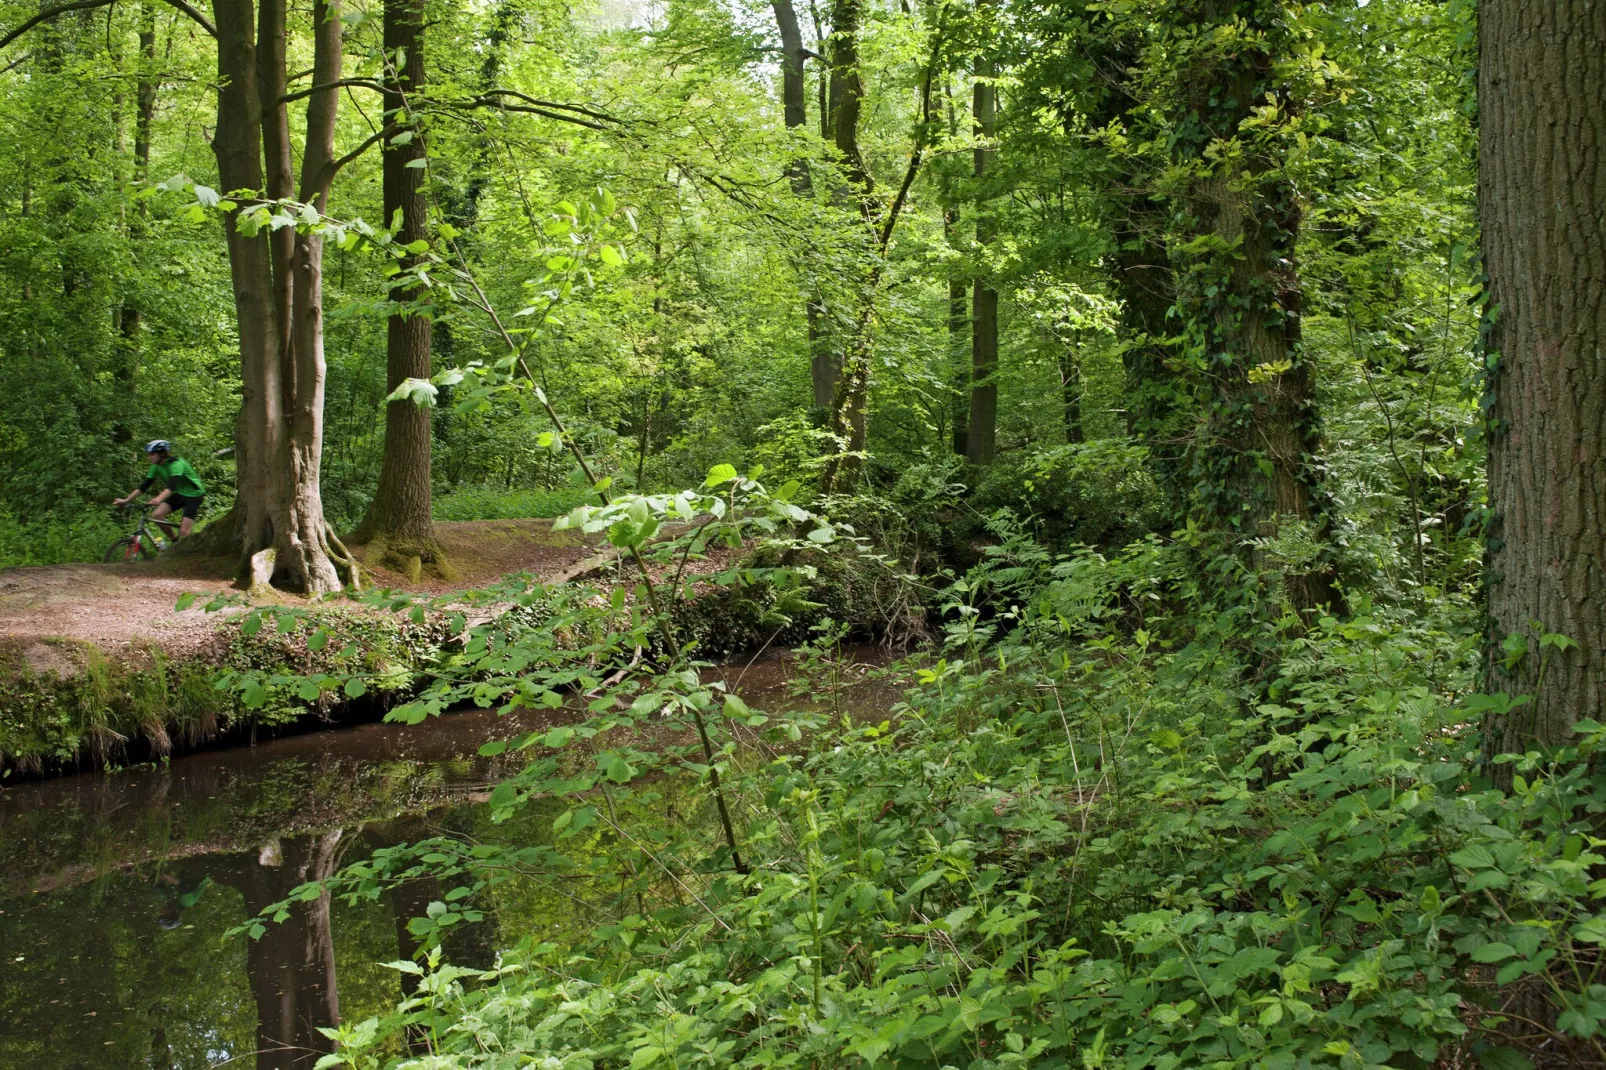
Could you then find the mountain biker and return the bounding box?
[113,440,206,541]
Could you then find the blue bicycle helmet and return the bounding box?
[144,439,172,454]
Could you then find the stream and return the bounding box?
[0,654,890,1068]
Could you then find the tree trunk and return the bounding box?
[272,0,344,593]
[1169,3,1339,615]
[1060,345,1083,445]
[116,1,159,389]
[204,0,345,594]
[257,0,295,401]
[818,0,869,469]
[1481,0,1606,751]
[964,28,997,466]
[772,0,831,413]
[354,0,440,568]
[946,208,969,455]
[210,0,283,561]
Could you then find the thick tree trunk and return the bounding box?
[354,0,439,568]
[1169,4,1339,615]
[965,36,997,467]
[269,0,344,593]
[210,0,282,561]
[1481,0,1606,751]
[204,0,345,594]
[826,0,869,197]
[256,0,295,398]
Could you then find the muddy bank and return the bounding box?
[0,524,909,776]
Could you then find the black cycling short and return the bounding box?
[161,494,204,519]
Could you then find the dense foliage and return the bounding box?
[5,0,1605,1065]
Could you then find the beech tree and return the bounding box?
[205,0,370,594]
[1481,0,1606,749]
[351,0,439,577]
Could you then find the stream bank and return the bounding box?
[0,520,908,776]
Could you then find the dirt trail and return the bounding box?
[0,519,604,663]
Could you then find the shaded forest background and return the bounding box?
[0,0,1477,596]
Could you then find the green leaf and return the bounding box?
[1449,844,1496,869]
[704,463,738,488]
[307,627,330,652]
[344,677,368,699]
[175,592,197,611]
[1471,942,1517,963]
[1477,1046,1535,1070]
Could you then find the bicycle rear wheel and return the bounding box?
[104,535,156,563]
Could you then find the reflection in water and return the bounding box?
[0,653,889,1067]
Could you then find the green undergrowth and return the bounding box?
[280,533,1606,1070]
[431,485,591,522]
[0,508,126,569]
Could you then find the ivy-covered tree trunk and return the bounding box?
[1168,2,1340,614]
[354,0,441,575]
[1481,0,1606,750]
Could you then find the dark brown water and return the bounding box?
[0,653,893,1068]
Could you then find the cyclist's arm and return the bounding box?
[115,476,156,506]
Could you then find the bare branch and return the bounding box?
[1,0,216,53]
[325,123,398,181]
[469,89,622,127]
[282,77,384,103]
[0,0,114,52]
[161,0,216,37]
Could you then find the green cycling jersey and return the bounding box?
[140,456,206,498]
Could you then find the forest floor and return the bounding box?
[0,518,602,666]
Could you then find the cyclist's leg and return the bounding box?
[174,495,202,539]
[151,501,179,541]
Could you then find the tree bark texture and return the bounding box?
[771,0,831,412]
[355,0,438,559]
[211,0,283,559]
[965,34,998,466]
[817,0,871,480]
[206,0,345,593]
[1060,346,1084,445]
[1481,0,1606,750]
[1168,2,1339,613]
[946,207,969,455]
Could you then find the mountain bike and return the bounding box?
[105,503,177,562]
